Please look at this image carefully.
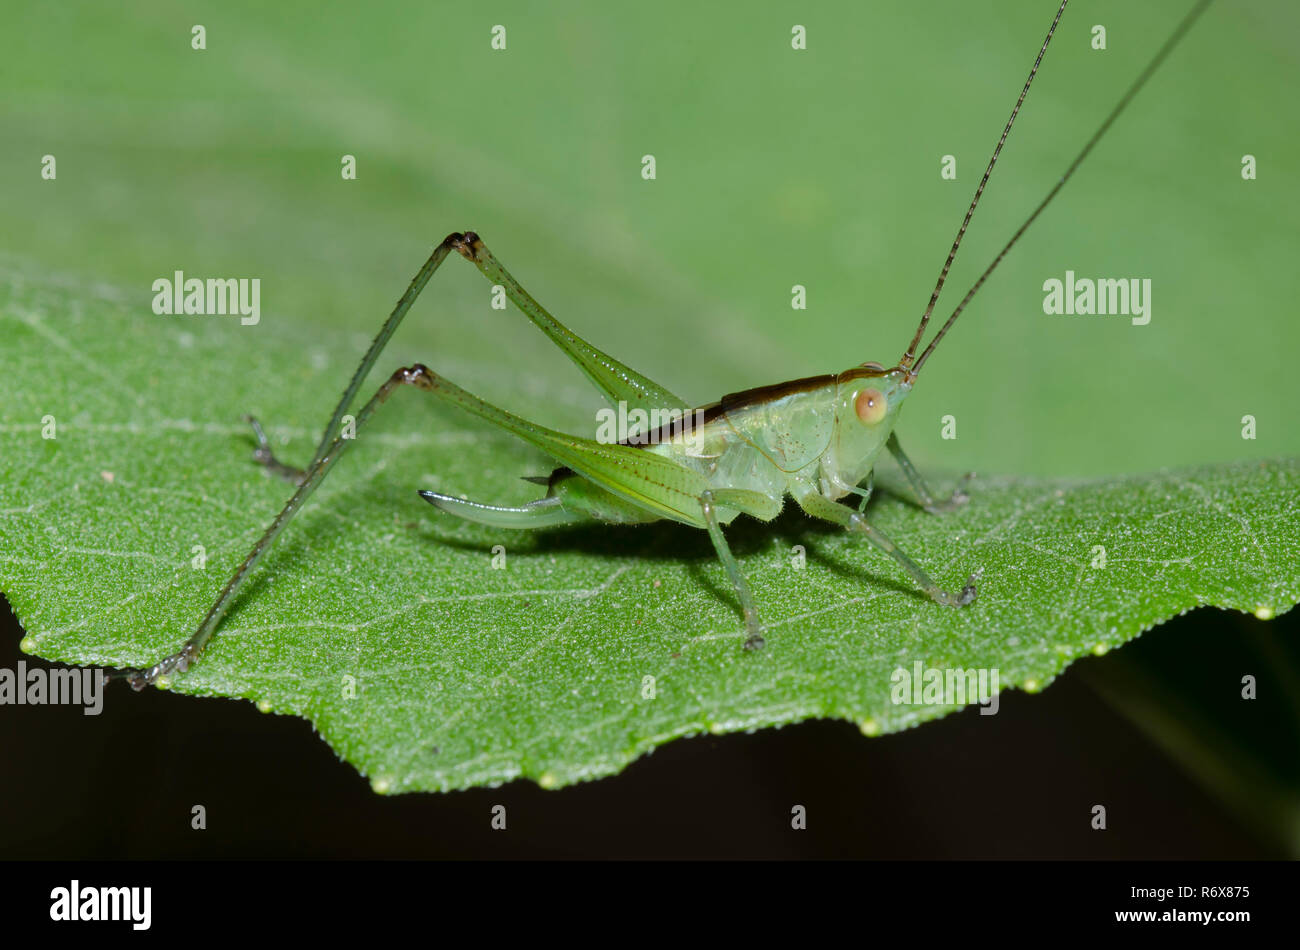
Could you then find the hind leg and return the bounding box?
[420,468,660,529]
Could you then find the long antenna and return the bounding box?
[908,0,1214,379]
[900,0,1070,371]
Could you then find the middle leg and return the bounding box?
[796,488,979,607]
[700,490,765,651]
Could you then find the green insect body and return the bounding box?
[112,0,1211,689]
[419,356,931,653]
[426,366,907,533]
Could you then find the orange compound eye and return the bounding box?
[854,388,887,425]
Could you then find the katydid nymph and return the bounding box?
[112,0,1212,689]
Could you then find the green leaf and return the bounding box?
[4,0,1298,791]
[2,260,1296,790]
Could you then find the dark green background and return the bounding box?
[5,0,1296,473]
